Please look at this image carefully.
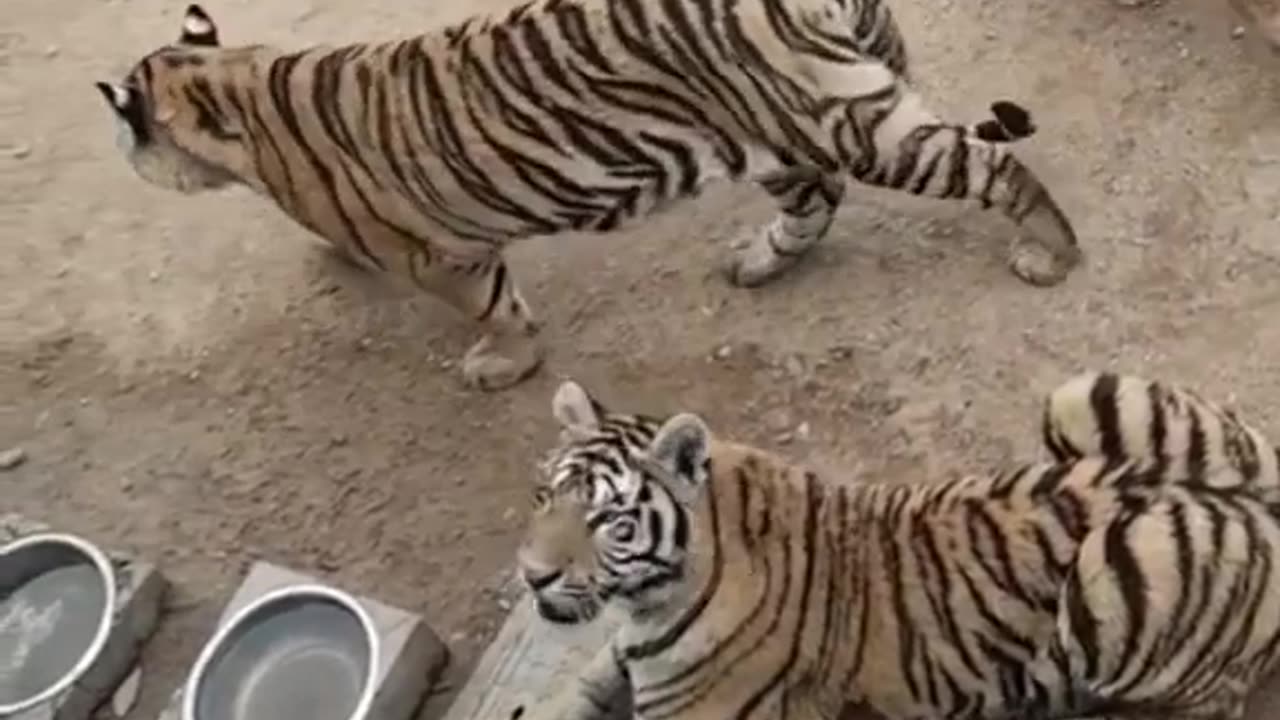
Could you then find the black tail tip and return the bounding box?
[990,100,1036,139]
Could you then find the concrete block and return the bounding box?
[155,561,447,720]
[441,591,624,720]
[0,514,168,720]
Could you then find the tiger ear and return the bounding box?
[552,380,605,438]
[95,82,149,139]
[179,4,220,47]
[643,413,711,503]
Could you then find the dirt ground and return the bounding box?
[4,0,1280,717]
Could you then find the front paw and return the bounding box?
[722,227,804,288]
[462,335,544,391]
[1008,236,1081,288]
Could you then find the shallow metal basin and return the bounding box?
[0,532,117,716]
[183,584,380,720]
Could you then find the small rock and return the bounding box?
[783,355,805,378]
[5,144,31,159]
[0,447,27,470]
[796,422,811,441]
[775,431,794,445]
[148,270,160,282]
[713,344,733,361]
[112,665,142,717]
[120,476,134,493]
[44,44,59,57]
[1232,25,1247,39]
[187,369,201,381]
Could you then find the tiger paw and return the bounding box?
[722,227,806,288]
[1007,236,1081,288]
[462,334,544,391]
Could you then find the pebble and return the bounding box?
[0,447,26,470]
[713,344,733,361]
[5,144,31,159]
[1233,25,1247,39]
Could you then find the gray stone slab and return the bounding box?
[1,514,168,720]
[156,560,447,720]
[441,592,623,720]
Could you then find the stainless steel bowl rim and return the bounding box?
[0,531,118,716]
[181,583,381,720]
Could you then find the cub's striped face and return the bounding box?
[518,382,712,624]
[93,4,242,194]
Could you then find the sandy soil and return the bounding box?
[4,0,1280,717]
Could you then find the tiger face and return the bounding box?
[93,5,249,194]
[518,381,712,624]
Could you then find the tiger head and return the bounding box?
[94,4,254,194]
[518,381,715,625]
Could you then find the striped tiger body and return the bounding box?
[515,372,1280,720]
[94,2,1079,391]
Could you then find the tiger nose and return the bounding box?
[522,567,563,591]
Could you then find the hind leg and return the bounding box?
[800,59,1081,286]
[1039,371,1279,487]
[1022,499,1279,720]
[724,100,1035,288]
[726,166,846,287]
[404,246,543,391]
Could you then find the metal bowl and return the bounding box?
[182,584,380,720]
[0,532,117,716]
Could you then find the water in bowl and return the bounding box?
[195,599,371,720]
[0,562,108,706]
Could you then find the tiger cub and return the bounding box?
[515,372,1280,720]
[94,3,1080,391]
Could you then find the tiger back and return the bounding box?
[515,372,1280,720]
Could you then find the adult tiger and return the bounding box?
[94,3,1080,391]
[514,372,1280,720]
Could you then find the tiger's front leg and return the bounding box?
[509,642,633,720]
[403,245,543,391]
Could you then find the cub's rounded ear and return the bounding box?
[552,380,605,437]
[95,82,131,111]
[94,82,149,137]
[644,413,711,502]
[179,3,220,47]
